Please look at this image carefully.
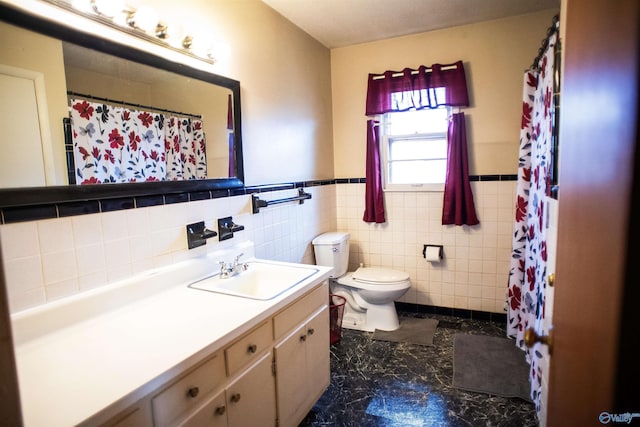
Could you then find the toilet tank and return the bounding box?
[311,232,350,278]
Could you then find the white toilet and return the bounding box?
[312,232,411,332]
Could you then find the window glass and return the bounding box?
[382,98,449,191]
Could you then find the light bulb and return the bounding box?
[190,35,214,60]
[130,5,158,34]
[164,22,186,48]
[91,0,124,18]
[71,0,93,13]
[185,28,219,59]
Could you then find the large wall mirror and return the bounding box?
[0,3,244,208]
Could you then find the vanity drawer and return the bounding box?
[273,281,328,339]
[152,352,226,427]
[225,320,272,376]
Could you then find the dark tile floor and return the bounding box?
[299,312,537,427]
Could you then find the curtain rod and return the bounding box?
[529,14,560,71]
[371,64,459,80]
[67,91,202,119]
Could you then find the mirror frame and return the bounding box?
[0,3,244,209]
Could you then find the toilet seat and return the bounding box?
[336,267,411,292]
[352,267,409,285]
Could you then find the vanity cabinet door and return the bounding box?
[274,322,308,426]
[274,306,329,427]
[225,351,276,427]
[303,306,330,409]
[177,352,275,427]
[178,390,228,427]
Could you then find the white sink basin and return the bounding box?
[188,260,319,300]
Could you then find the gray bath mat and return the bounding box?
[372,317,439,346]
[453,334,532,401]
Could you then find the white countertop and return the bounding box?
[11,250,332,427]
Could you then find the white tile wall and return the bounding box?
[251,186,337,264]
[0,185,337,313]
[1,180,514,314]
[336,180,516,313]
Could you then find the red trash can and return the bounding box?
[329,294,347,345]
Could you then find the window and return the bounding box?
[381,101,449,192]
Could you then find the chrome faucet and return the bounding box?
[218,253,249,278]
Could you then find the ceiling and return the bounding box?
[261,0,560,49]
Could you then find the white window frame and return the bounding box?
[380,107,450,192]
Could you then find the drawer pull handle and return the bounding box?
[299,334,307,342]
[308,328,315,335]
[247,344,258,354]
[230,393,241,403]
[215,406,226,416]
[187,386,200,398]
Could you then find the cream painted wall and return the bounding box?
[134,0,335,185]
[331,9,559,177]
[64,66,153,104]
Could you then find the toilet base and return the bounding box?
[340,301,401,332]
[341,311,367,332]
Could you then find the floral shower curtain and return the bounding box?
[125,109,166,182]
[70,99,205,184]
[507,32,557,411]
[165,116,207,181]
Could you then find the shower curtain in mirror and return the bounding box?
[165,116,207,181]
[507,32,557,412]
[69,99,206,184]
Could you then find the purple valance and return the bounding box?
[365,60,469,116]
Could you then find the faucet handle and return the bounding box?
[234,253,244,264]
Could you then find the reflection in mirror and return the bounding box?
[0,62,56,187]
[63,43,235,185]
[0,5,243,204]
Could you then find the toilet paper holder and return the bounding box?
[422,244,443,260]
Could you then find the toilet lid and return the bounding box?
[352,267,409,285]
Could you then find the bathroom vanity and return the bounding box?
[10,247,333,427]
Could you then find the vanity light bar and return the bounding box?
[41,0,217,65]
